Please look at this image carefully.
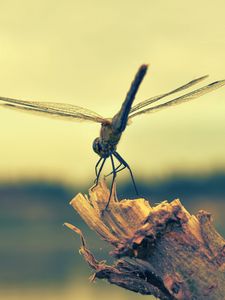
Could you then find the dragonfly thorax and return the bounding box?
[92,137,116,158]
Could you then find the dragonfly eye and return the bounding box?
[92,138,101,155]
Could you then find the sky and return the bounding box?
[0,0,225,185]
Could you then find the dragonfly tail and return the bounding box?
[112,64,148,132]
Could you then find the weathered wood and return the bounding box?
[65,180,225,300]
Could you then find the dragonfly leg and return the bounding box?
[104,154,117,211]
[104,162,125,178]
[113,151,139,196]
[95,157,103,177]
[93,157,106,188]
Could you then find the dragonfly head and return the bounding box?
[92,137,113,158]
[93,137,105,157]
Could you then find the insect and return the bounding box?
[0,65,224,209]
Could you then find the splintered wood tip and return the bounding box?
[69,179,153,245]
[67,179,201,249]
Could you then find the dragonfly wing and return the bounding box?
[130,75,209,114]
[0,96,105,123]
[129,80,225,119]
[0,103,102,123]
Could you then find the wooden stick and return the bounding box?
[65,179,225,300]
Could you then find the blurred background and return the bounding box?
[0,1,225,299]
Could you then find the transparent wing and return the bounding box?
[129,80,225,119]
[0,103,103,123]
[0,96,105,123]
[130,75,209,114]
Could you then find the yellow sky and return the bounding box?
[0,0,225,185]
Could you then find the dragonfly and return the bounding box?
[0,64,225,209]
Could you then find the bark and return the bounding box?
[65,180,225,300]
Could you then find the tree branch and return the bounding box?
[65,180,225,300]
